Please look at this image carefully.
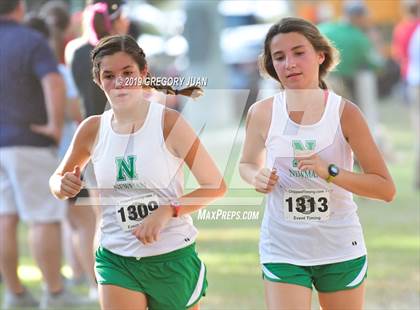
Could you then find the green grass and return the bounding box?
[1,99,419,309]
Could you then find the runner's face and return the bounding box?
[98,51,146,105]
[270,32,325,89]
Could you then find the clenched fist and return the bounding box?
[253,168,279,194]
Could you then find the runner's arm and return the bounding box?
[163,108,226,216]
[329,100,396,202]
[239,103,268,186]
[49,116,100,199]
[239,99,278,194]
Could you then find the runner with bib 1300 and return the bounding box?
[50,35,226,310]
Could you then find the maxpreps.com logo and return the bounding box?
[290,139,318,179]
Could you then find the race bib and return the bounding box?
[283,189,330,222]
[116,193,160,232]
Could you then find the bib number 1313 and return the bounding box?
[285,196,328,213]
[283,189,330,221]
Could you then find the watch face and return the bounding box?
[329,165,339,177]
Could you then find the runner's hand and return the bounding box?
[253,168,278,194]
[132,205,173,245]
[59,166,82,198]
[297,153,329,179]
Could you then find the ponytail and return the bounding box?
[319,79,328,90]
[145,73,203,98]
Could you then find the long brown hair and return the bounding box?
[259,17,339,89]
[91,35,202,98]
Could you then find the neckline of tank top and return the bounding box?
[108,102,154,137]
[281,89,331,128]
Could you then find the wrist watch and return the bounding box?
[326,164,339,183]
[170,200,181,218]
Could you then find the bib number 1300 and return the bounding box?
[116,193,160,231]
[117,200,158,222]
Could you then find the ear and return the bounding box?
[318,52,325,65]
[140,64,148,78]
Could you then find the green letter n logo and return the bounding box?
[115,155,138,182]
[292,140,316,167]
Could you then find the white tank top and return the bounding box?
[261,91,367,266]
[91,102,197,257]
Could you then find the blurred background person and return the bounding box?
[23,13,85,290]
[0,0,81,308]
[406,24,420,189]
[38,0,98,300]
[65,0,129,117]
[391,0,419,102]
[391,0,419,189]
[318,0,384,102]
[317,0,393,158]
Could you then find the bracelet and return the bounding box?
[170,200,181,217]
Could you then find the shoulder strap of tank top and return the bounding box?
[146,102,166,143]
[323,91,342,133]
[91,109,112,160]
[266,92,290,145]
[99,109,112,136]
